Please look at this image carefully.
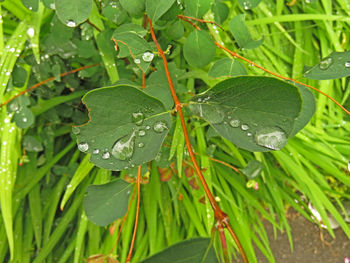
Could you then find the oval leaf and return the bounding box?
[208,58,247,78]
[55,0,93,27]
[238,0,262,9]
[75,84,172,170]
[146,0,176,23]
[184,30,216,68]
[229,14,264,50]
[119,0,145,16]
[141,238,218,263]
[84,179,132,226]
[304,51,350,80]
[289,84,316,136]
[189,76,302,152]
[183,0,213,18]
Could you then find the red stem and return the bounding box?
[0,64,99,108]
[218,224,229,263]
[125,165,142,263]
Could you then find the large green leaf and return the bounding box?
[146,0,176,23]
[183,0,214,18]
[141,238,218,263]
[189,76,302,152]
[229,14,264,50]
[289,84,315,136]
[21,0,39,11]
[120,0,145,16]
[183,30,216,68]
[55,0,93,27]
[83,179,132,226]
[304,51,350,80]
[75,84,172,170]
[208,58,247,78]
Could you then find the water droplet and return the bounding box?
[27,27,35,38]
[345,61,350,68]
[102,151,110,159]
[5,71,10,76]
[138,142,144,148]
[132,111,144,126]
[319,57,333,70]
[66,20,76,27]
[111,132,136,160]
[138,130,146,136]
[9,47,15,52]
[247,132,252,136]
[254,127,287,150]
[78,142,89,152]
[142,51,154,62]
[92,149,100,154]
[229,119,240,128]
[153,121,168,133]
[241,124,249,131]
[49,3,55,9]
[145,125,150,130]
[134,58,141,64]
[348,159,350,172]
[72,126,80,135]
[22,117,27,122]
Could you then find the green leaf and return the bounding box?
[183,0,214,18]
[146,0,175,23]
[189,76,302,152]
[23,135,43,152]
[83,179,132,226]
[75,84,172,170]
[21,0,38,11]
[55,0,93,27]
[241,160,263,179]
[238,0,262,10]
[141,238,218,263]
[12,65,27,87]
[184,30,216,68]
[208,58,247,78]
[289,84,315,136]
[119,0,145,16]
[304,51,350,80]
[229,14,264,50]
[212,0,229,24]
[165,21,184,40]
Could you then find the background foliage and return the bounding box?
[0,0,350,262]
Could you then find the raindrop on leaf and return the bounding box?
[153,121,168,133]
[102,152,110,160]
[111,132,136,160]
[142,51,154,62]
[138,142,144,148]
[345,61,350,68]
[132,111,144,126]
[229,119,240,128]
[241,124,249,131]
[319,57,333,70]
[78,142,89,152]
[92,149,100,154]
[254,127,287,150]
[66,20,76,27]
[72,126,80,135]
[138,130,146,137]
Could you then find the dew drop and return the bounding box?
[111,132,136,160]
[145,125,150,130]
[153,121,168,133]
[142,51,154,62]
[66,20,76,27]
[138,130,146,137]
[132,111,144,126]
[319,57,333,70]
[138,142,144,148]
[50,3,55,9]
[22,117,27,122]
[348,159,350,172]
[247,132,252,136]
[27,27,35,38]
[92,149,100,154]
[134,58,141,64]
[102,151,110,160]
[72,126,80,135]
[254,127,287,150]
[345,61,350,68]
[241,124,249,131]
[229,119,240,128]
[78,142,89,152]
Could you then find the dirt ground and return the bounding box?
[237,210,350,263]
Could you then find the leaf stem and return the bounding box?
[0,64,100,108]
[125,165,142,263]
[148,17,249,263]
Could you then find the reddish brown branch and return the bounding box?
[177,15,225,31]
[218,224,229,263]
[125,165,142,263]
[148,17,249,263]
[0,64,100,108]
